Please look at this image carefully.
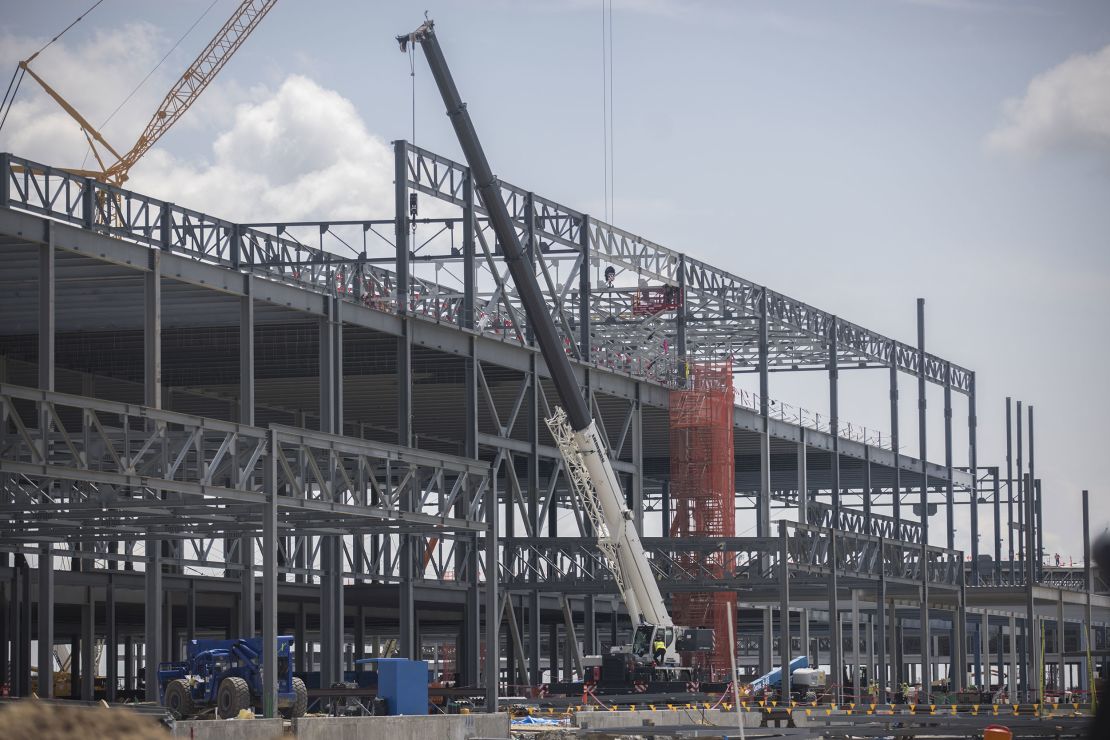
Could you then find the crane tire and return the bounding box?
[164,678,195,720]
[217,676,251,718]
[282,677,308,718]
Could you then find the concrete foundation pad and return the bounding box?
[574,708,762,729]
[294,713,511,740]
[172,718,285,739]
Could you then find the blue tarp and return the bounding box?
[512,715,567,726]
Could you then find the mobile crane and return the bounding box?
[397,20,713,688]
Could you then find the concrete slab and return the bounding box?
[574,708,763,729]
[172,718,285,739]
[294,713,511,740]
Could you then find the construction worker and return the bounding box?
[653,637,667,666]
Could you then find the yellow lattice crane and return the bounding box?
[16,0,277,186]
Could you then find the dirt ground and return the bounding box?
[0,699,168,740]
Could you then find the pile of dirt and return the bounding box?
[0,699,167,740]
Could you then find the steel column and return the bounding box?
[1005,398,1014,583]
[36,233,55,698]
[797,430,808,524]
[1083,491,1093,696]
[876,560,887,703]
[779,521,791,703]
[319,302,345,682]
[81,592,94,699]
[829,317,840,523]
[829,529,842,704]
[968,372,979,584]
[106,579,117,702]
[143,251,162,702]
[261,429,279,718]
[758,289,771,534]
[36,545,53,697]
[889,351,901,528]
[484,461,500,712]
[944,363,954,551]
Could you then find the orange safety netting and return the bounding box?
[669,361,736,680]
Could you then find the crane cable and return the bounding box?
[97,0,221,133]
[81,0,221,171]
[0,0,106,134]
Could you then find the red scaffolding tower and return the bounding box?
[669,361,735,680]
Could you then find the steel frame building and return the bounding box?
[0,145,1106,715]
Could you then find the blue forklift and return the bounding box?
[157,637,307,719]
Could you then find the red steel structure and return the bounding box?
[669,361,736,679]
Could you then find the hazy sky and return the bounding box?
[2,0,1107,559]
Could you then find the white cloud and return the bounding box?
[0,22,397,226]
[0,23,169,166]
[0,21,244,174]
[128,75,395,224]
[986,44,1110,159]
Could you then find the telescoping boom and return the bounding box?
[397,20,670,630]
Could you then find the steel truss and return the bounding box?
[502,519,962,594]
[1,151,971,395]
[0,384,489,583]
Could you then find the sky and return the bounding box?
[1,0,1107,560]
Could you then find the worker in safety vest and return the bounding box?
[653,638,667,665]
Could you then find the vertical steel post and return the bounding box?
[1005,398,1014,583]
[968,372,979,584]
[993,468,1002,584]
[852,589,861,700]
[462,166,475,330]
[484,467,500,712]
[261,429,279,718]
[1029,406,1038,581]
[829,529,842,703]
[829,317,840,524]
[106,578,117,702]
[943,363,954,552]
[916,299,927,546]
[889,349,901,528]
[579,216,591,359]
[1016,401,1024,569]
[1023,470,1036,702]
[1008,614,1018,699]
[81,594,94,699]
[779,521,791,703]
[1083,491,1093,697]
[797,429,808,524]
[239,281,256,637]
[36,545,53,698]
[877,551,888,703]
[863,447,872,532]
[676,255,687,383]
[36,231,55,697]
[527,356,541,687]
[758,288,771,535]
[143,250,162,702]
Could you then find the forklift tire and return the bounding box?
[281,677,308,718]
[217,676,251,718]
[164,679,195,720]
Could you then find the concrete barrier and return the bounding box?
[574,708,762,729]
[294,713,511,740]
[172,718,284,739]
